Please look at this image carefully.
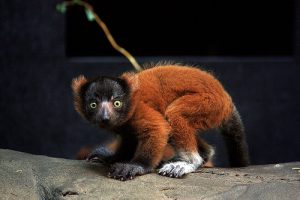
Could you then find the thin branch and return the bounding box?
[60,0,143,71]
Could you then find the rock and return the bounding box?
[0,149,299,200]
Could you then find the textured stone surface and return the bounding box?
[0,149,299,200]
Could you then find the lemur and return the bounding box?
[72,64,250,181]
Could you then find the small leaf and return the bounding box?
[56,3,66,14]
[85,9,95,21]
[73,0,81,3]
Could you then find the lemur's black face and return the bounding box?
[80,77,131,128]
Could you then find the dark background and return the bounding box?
[67,1,294,57]
[0,0,299,166]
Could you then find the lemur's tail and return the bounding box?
[220,105,250,167]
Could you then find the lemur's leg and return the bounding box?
[159,94,219,177]
[158,140,214,168]
[108,103,171,181]
[159,98,202,177]
[158,116,202,177]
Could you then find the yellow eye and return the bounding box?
[113,100,122,108]
[89,102,97,109]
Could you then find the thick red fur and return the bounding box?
[118,65,233,167]
[72,64,244,176]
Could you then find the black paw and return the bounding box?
[86,147,113,164]
[86,152,104,163]
[108,163,151,181]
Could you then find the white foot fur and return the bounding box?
[158,151,203,178]
[158,161,196,177]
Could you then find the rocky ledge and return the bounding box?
[0,149,299,200]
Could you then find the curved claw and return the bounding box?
[86,146,114,164]
[86,153,104,163]
[108,162,151,181]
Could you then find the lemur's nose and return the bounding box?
[101,114,110,124]
[99,103,110,123]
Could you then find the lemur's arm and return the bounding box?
[108,103,171,180]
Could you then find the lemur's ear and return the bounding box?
[120,72,139,92]
[72,75,88,95]
[71,75,88,116]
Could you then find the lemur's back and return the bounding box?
[137,65,233,123]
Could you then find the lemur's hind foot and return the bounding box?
[158,151,203,178]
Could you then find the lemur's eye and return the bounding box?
[113,100,122,108]
[89,102,97,109]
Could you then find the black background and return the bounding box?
[0,0,299,166]
[67,1,293,56]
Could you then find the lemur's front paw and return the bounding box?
[86,152,104,163]
[108,163,151,181]
[86,147,112,164]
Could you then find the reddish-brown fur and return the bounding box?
[119,65,233,167]
[72,75,88,117]
[73,65,233,169]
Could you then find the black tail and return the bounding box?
[220,105,250,167]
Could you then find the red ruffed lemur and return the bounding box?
[72,64,250,181]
